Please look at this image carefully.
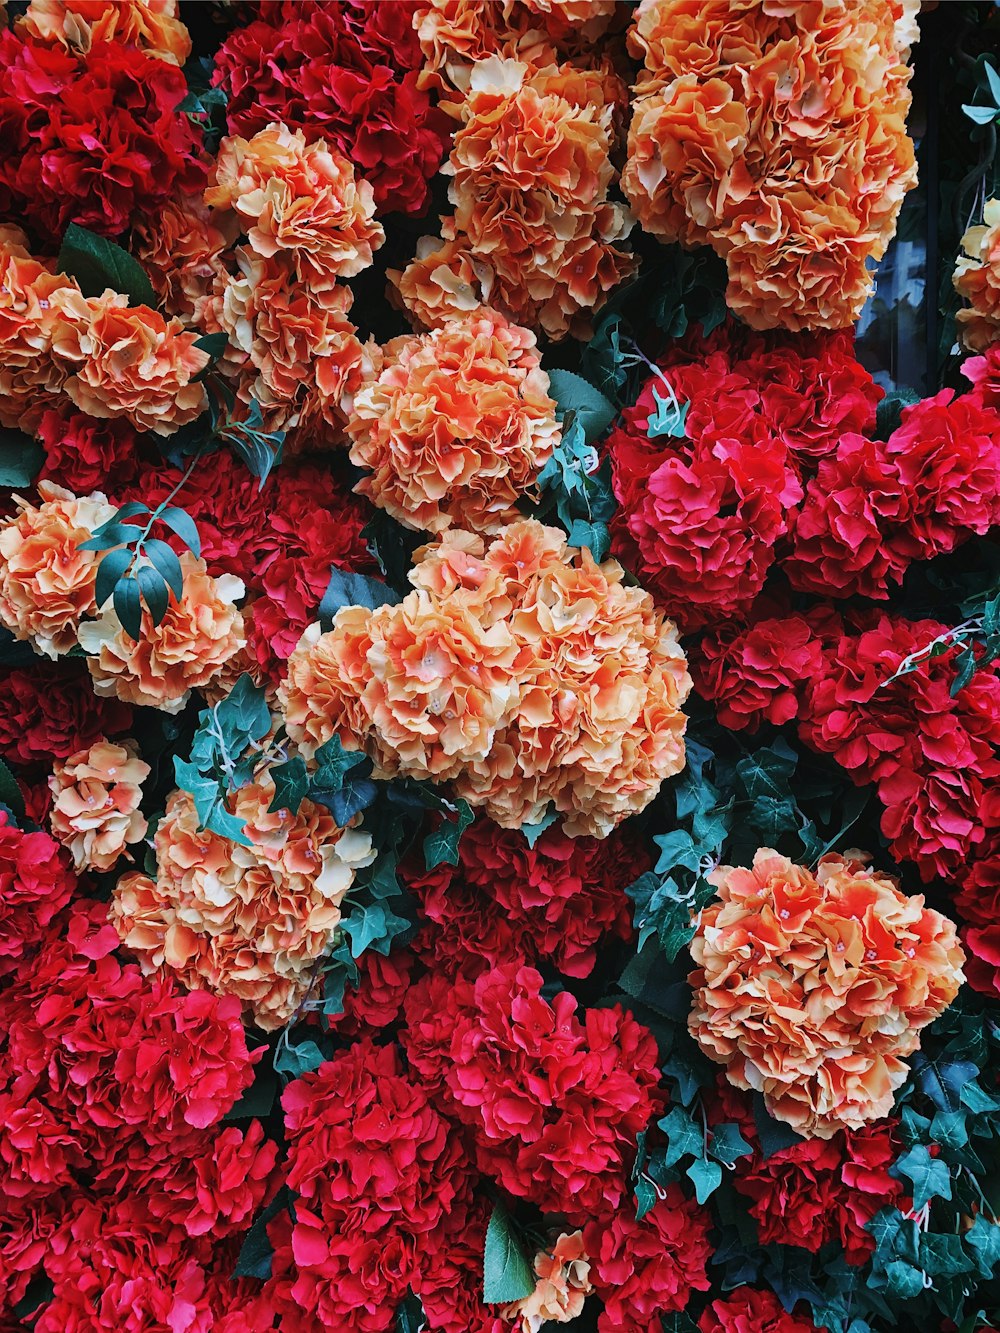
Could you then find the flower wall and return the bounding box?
[0,3,999,1333]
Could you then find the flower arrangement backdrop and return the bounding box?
[0,1,999,1331]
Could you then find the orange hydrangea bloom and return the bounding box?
[48,739,149,872]
[502,1231,593,1331]
[50,289,209,435]
[345,309,559,534]
[688,849,965,1138]
[17,0,192,64]
[207,122,384,289]
[954,197,1000,352]
[131,192,234,325]
[392,56,636,339]
[77,553,246,713]
[279,520,691,838]
[623,0,920,330]
[0,224,80,433]
[0,481,115,659]
[111,775,376,1030]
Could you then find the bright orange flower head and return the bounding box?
[48,739,149,873]
[50,289,209,435]
[280,520,691,837]
[623,0,920,330]
[0,481,115,659]
[111,773,375,1030]
[17,0,192,63]
[77,554,246,713]
[954,198,1000,352]
[131,191,234,324]
[345,309,559,534]
[689,849,965,1138]
[394,56,636,339]
[207,122,385,288]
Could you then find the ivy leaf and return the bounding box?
[0,429,43,488]
[423,799,474,869]
[735,739,798,803]
[752,1093,805,1158]
[635,1173,657,1220]
[312,734,370,790]
[658,1106,703,1168]
[646,388,689,438]
[274,1038,325,1081]
[340,901,410,959]
[910,1052,979,1114]
[882,1260,925,1300]
[918,1233,973,1277]
[891,1143,953,1211]
[395,1292,425,1333]
[708,1122,754,1166]
[566,517,610,563]
[686,1155,722,1204]
[547,368,616,443]
[319,568,400,623]
[521,808,559,848]
[57,223,157,306]
[0,756,25,825]
[173,759,252,848]
[268,757,310,816]
[482,1202,535,1304]
[966,1214,1000,1277]
[662,1316,700,1333]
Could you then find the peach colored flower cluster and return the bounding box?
[48,739,149,872]
[689,849,965,1139]
[16,0,192,64]
[414,0,618,97]
[391,56,636,340]
[280,520,691,838]
[111,773,376,1030]
[344,309,559,534]
[623,0,920,331]
[502,1231,593,1331]
[0,224,209,436]
[77,552,246,714]
[0,481,114,659]
[954,197,1000,351]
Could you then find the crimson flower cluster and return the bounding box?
[212,0,450,215]
[607,322,1000,630]
[0,30,205,239]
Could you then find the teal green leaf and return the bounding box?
[891,1143,952,1211]
[0,430,44,488]
[482,1202,535,1304]
[547,368,616,443]
[57,223,157,306]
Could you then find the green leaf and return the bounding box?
[158,506,202,557]
[966,1214,1000,1277]
[423,799,474,869]
[891,1143,953,1211]
[143,538,184,602]
[986,59,1000,107]
[482,1202,535,1304]
[929,1108,969,1151]
[658,1106,704,1168]
[95,546,134,609]
[662,1314,700,1333]
[319,568,400,623]
[911,1053,979,1114]
[883,1261,925,1300]
[708,1121,754,1166]
[340,902,409,959]
[521,808,559,848]
[174,759,252,848]
[566,518,610,562]
[113,573,143,641]
[193,332,228,366]
[57,223,156,306]
[268,757,310,816]
[547,368,616,443]
[0,429,43,488]
[395,1293,425,1333]
[918,1232,973,1277]
[964,103,1000,125]
[752,1093,804,1157]
[0,755,25,826]
[313,734,371,790]
[224,1064,277,1121]
[233,1187,292,1279]
[274,1037,325,1081]
[960,1078,1000,1115]
[735,739,798,803]
[686,1155,722,1203]
[635,1174,657,1221]
[137,564,169,627]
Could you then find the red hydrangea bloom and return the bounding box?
[963,343,1000,410]
[883,391,1000,562]
[403,856,531,980]
[414,1199,506,1333]
[36,411,145,496]
[784,435,910,599]
[698,1287,820,1333]
[584,1188,712,1332]
[326,947,415,1036]
[0,812,75,977]
[444,962,661,1221]
[0,662,132,770]
[732,1121,903,1264]
[693,612,825,733]
[212,0,450,214]
[0,34,205,238]
[399,968,477,1099]
[455,819,642,978]
[798,614,1000,882]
